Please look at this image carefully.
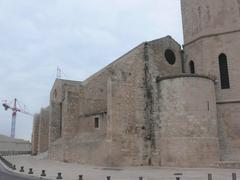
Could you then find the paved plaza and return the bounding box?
[2,155,239,180]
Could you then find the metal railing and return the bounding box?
[0,151,31,156]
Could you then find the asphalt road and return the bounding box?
[0,163,42,180]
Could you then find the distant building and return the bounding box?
[32,0,240,168]
[0,134,31,156]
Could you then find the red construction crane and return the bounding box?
[2,98,32,138]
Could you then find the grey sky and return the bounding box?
[0,0,183,140]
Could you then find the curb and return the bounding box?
[0,155,52,180]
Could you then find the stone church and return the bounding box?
[32,0,240,167]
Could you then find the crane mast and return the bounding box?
[11,99,17,138]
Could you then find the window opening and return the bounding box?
[189,61,195,74]
[94,117,100,128]
[219,53,230,89]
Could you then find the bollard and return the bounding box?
[232,173,237,180]
[79,175,83,180]
[20,166,24,172]
[12,165,16,170]
[41,170,46,177]
[107,176,111,180]
[139,177,143,180]
[208,173,212,180]
[174,173,182,180]
[56,172,63,179]
[28,168,33,174]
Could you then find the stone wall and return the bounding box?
[62,90,81,139]
[181,0,240,44]
[49,41,146,165]
[157,75,219,167]
[105,43,146,166]
[79,113,107,134]
[145,37,183,165]
[107,78,142,166]
[49,80,64,145]
[217,102,240,161]
[103,37,183,166]
[183,32,240,101]
[38,107,49,153]
[49,37,190,166]
[49,80,83,143]
[31,114,40,155]
[34,0,240,168]
[48,80,83,159]
[181,0,240,163]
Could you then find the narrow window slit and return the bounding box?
[219,53,230,89]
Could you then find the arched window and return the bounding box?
[219,53,230,89]
[189,61,195,74]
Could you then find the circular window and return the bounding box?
[164,49,176,65]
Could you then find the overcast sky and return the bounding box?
[0,0,183,141]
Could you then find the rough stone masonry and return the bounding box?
[32,0,240,168]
